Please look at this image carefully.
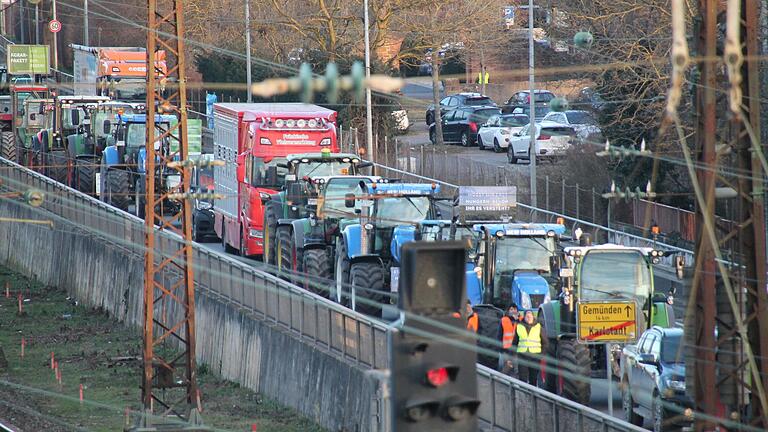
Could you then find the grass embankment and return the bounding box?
[0,266,324,432]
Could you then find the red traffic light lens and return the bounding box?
[427,367,449,387]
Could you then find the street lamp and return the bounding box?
[363,0,374,165]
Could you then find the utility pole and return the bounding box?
[34,3,39,45]
[527,0,537,211]
[136,0,202,427]
[52,0,58,70]
[83,0,88,45]
[363,0,374,163]
[245,0,252,103]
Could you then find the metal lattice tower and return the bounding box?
[141,0,199,423]
[691,0,768,429]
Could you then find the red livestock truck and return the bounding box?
[213,103,339,256]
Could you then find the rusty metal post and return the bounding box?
[141,0,200,424]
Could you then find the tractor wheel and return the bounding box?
[1,131,15,161]
[302,248,332,296]
[276,226,295,279]
[541,339,558,393]
[349,261,386,316]
[263,205,278,265]
[104,169,131,211]
[556,339,592,404]
[134,178,146,219]
[333,240,351,306]
[47,150,69,184]
[76,160,97,195]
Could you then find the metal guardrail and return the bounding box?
[0,157,643,432]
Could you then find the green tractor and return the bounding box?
[537,238,680,404]
[261,150,369,264]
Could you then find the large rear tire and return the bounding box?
[276,226,295,280]
[333,240,351,306]
[556,339,592,404]
[47,150,69,184]
[76,159,97,195]
[263,205,277,265]
[134,178,146,219]
[1,131,15,161]
[349,261,386,316]
[104,169,131,211]
[302,248,332,295]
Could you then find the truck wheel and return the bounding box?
[76,160,97,195]
[1,131,15,161]
[276,226,295,279]
[302,248,332,295]
[622,379,643,426]
[556,339,592,404]
[134,178,146,219]
[541,340,558,392]
[48,150,69,184]
[334,240,351,306]
[349,261,386,316]
[104,169,131,211]
[220,224,238,254]
[263,206,277,265]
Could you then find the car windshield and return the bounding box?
[465,97,494,106]
[579,250,652,302]
[661,334,684,363]
[421,225,477,246]
[294,160,355,178]
[566,111,597,125]
[251,157,288,188]
[516,105,551,118]
[500,115,528,127]
[470,108,502,123]
[494,236,555,276]
[374,196,431,227]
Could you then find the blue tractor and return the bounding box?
[466,222,565,309]
[333,182,442,316]
[99,113,180,217]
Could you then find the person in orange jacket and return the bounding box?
[499,304,522,375]
[466,300,479,333]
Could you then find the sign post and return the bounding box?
[577,300,638,418]
[7,45,50,75]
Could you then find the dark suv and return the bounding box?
[425,92,496,125]
[620,326,692,432]
[429,106,501,146]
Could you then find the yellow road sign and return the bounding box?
[577,301,638,343]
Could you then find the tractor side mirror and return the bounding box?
[344,193,356,208]
[675,256,685,280]
[103,119,111,135]
[549,255,561,274]
[71,109,80,125]
[638,353,659,366]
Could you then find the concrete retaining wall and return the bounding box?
[0,200,376,431]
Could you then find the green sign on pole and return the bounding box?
[7,45,50,75]
[187,119,203,156]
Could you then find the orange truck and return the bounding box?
[70,44,167,101]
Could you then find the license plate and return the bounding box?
[390,267,400,292]
[95,173,101,196]
[307,198,318,205]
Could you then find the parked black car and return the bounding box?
[425,92,496,125]
[620,326,692,432]
[429,106,501,146]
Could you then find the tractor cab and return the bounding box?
[468,223,565,310]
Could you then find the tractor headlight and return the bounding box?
[652,257,661,264]
[364,222,374,230]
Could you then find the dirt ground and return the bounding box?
[0,266,325,432]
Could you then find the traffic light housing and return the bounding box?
[390,242,480,431]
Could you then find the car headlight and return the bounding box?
[500,130,510,135]
[665,378,686,391]
[248,228,262,238]
[520,292,531,309]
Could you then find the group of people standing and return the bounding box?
[464,301,548,386]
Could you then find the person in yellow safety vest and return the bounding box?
[477,64,490,85]
[512,310,548,385]
[466,300,479,333]
[499,304,522,375]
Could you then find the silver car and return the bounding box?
[507,121,576,164]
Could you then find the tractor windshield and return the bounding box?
[579,250,651,302]
[494,236,555,275]
[374,196,431,227]
[294,160,355,178]
[320,177,372,218]
[125,122,175,148]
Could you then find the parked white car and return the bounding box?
[541,110,602,143]
[477,114,528,152]
[507,121,576,164]
[391,108,410,133]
